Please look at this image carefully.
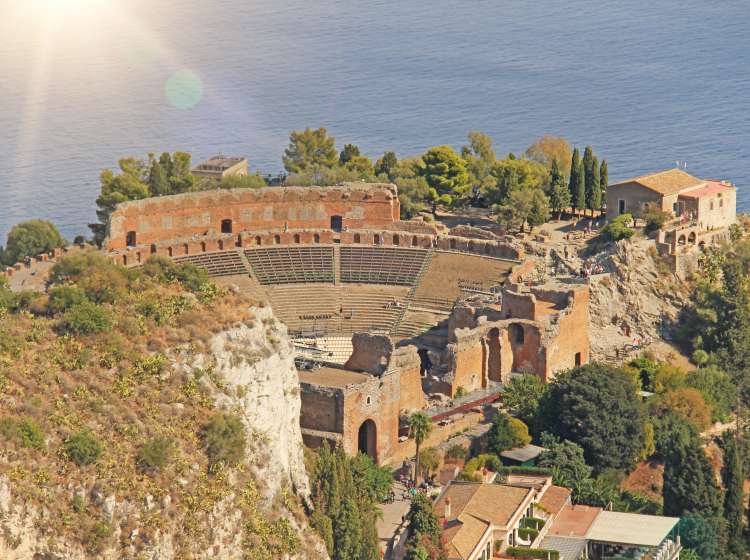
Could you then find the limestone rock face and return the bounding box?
[0,306,328,560]
[585,239,690,359]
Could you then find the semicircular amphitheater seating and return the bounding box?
[154,241,516,344]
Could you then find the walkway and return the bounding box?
[377,480,411,559]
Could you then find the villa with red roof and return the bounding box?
[606,168,736,231]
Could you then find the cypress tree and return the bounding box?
[582,146,594,216]
[568,148,580,211]
[663,435,722,517]
[722,436,745,556]
[588,156,601,215]
[550,158,562,187]
[600,160,609,211]
[574,160,586,214]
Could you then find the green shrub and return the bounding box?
[84,521,112,553]
[505,546,559,559]
[521,517,546,530]
[64,429,103,466]
[643,204,670,233]
[142,255,209,292]
[1,219,66,266]
[602,213,635,242]
[445,444,467,460]
[72,494,86,514]
[517,527,539,541]
[137,436,173,472]
[0,417,45,450]
[60,301,112,335]
[47,285,88,315]
[201,412,246,470]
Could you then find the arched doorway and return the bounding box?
[126,231,137,247]
[358,419,377,461]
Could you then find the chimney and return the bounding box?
[444,497,452,520]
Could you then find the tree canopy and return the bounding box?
[1,220,67,266]
[420,145,470,207]
[539,363,646,471]
[282,127,338,174]
[525,135,573,177]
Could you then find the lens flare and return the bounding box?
[165,70,204,109]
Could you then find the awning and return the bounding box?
[585,511,679,547]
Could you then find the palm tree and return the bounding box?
[408,412,433,484]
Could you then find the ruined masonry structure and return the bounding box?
[96,183,591,465]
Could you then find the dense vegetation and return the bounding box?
[80,130,606,250]
[308,444,392,560]
[0,219,67,266]
[0,251,310,557]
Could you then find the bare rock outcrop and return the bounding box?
[586,238,691,359]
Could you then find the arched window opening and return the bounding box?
[126,231,137,247]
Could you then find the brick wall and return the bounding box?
[105,184,401,250]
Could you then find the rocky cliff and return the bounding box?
[585,239,691,360]
[0,306,328,560]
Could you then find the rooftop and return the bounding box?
[500,443,546,463]
[540,536,588,560]
[612,168,705,196]
[298,366,370,388]
[435,482,534,529]
[538,485,572,517]
[194,155,246,170]
[678,179,735,199]
[547,504,601,538]
[585,510,679,547]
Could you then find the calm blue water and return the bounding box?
[1,0,748,242]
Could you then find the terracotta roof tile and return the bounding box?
[539,485,572,517]
[612,168,704,196]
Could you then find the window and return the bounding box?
[126,231,137,247]
[293,234,301,243]
[393,234,400,246]
[313,233,320,243]
[710,201,714,211]
[354,233,361,243]
[331,215,343,232]
[274,235,281,244]
[575,352,582,366]
[221,219,232,234]
[254,236,262,246]
[366,396,372,405]
[510,323,524,344]
[618,199,626,214]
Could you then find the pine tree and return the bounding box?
[600,160,609,211]
[587,156,601,215]
[568,148,580,211]
[722,435,745,556]
[574,160,586,214]
[147,159,169,197]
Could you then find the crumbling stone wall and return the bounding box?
[105,184,401,250]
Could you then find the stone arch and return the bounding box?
[358,419,377,461]
[393,234,400,246]
[412,236,419,247]
[126,231,137,247]
[167,247,173,257]
[509,323,525,345]
[374,234,382,245]
[254,236,262,246]
[183,243,189,255]
[677,234,686,246]
[293,233,301,244]
[274,234,281,244]
[354,233,361,244]
[688,231,696,245]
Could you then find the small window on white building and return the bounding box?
[710,201,715,211]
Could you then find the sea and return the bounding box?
[0,0,749,242]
